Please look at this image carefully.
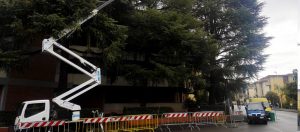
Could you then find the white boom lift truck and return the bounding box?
[14,0,115,130]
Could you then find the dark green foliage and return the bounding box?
[70,13,128,65]
[0,1,30,71]
[0,0,270,105]
[29,0,97,36]
[283,70,297,108]
[284,82,297,106]
[0,0,127,68]
[122,7,210,87]
[193,0,270,103]
[265,91,280,106]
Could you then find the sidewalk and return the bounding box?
[274,108,297,113]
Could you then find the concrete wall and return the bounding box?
[104,103,140,114]
[1,45,185,112]
[103,103,185,114]
[1,53,58,111]
[68,74,170,87]
[247,84,256,98]
[269,76,285,92]
[9,54,58,82]
[147,103,185,112]
[254,83,263,97]
[5,85,53,111]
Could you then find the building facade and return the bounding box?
[298,89,300,110]
[0,52,58,111]
[0,45,187,113]
[247,73,296,104]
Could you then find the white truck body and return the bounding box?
[15,100,50,124]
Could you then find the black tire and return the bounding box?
[248,120,252,124]
[263,120,268,125]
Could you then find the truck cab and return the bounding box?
[245,102,268,124]
[15,100,50,129]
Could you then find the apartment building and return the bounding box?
[247,73,296,104]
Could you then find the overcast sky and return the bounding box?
[257,0,300,80]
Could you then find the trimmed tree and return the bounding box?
[193,0,271,104]
[265,91,280,107]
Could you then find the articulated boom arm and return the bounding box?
[42,38,101,111]
[55,0,115,41]
[42,0,115,111]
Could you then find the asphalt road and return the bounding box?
[161,110,298,132]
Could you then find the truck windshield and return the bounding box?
[17,103,25,116]
[247,103,264,110]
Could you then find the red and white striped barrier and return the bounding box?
[19,120,65,129]
[120,115,153,121]
[160,111,227,129]
[163,113,188,118]
[84,115,153,123]
[85,117,111,123]
[192,111,223,117]
[233,111,243,115]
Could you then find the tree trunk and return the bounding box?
[208,74,217,104]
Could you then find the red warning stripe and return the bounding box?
[164,113,188,118]
[192,112,223,117]
[84,115,153,123]
[19,120,65,128]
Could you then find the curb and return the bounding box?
[274,109,297,113]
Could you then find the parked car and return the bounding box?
[249,98,272,120]
[245,102,268,124]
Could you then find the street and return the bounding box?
[167,111,298,132]
[201,111,297,132]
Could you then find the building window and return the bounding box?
[283,76,288,83]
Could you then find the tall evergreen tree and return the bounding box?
[193,0,271,104]
[0,0,127,91]
[118,1,211,90]
[0,1,29,71]
[0,0,270,106]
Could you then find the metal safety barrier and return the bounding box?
[16,120,68,132]
[159,112,192,132]
[15,111,236,132]
[159,111,226,132]
[232,111,245,122]
[17,120,104,132]
[226,110,244,128]
[84,114,159,132]
[192,111,226,126]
